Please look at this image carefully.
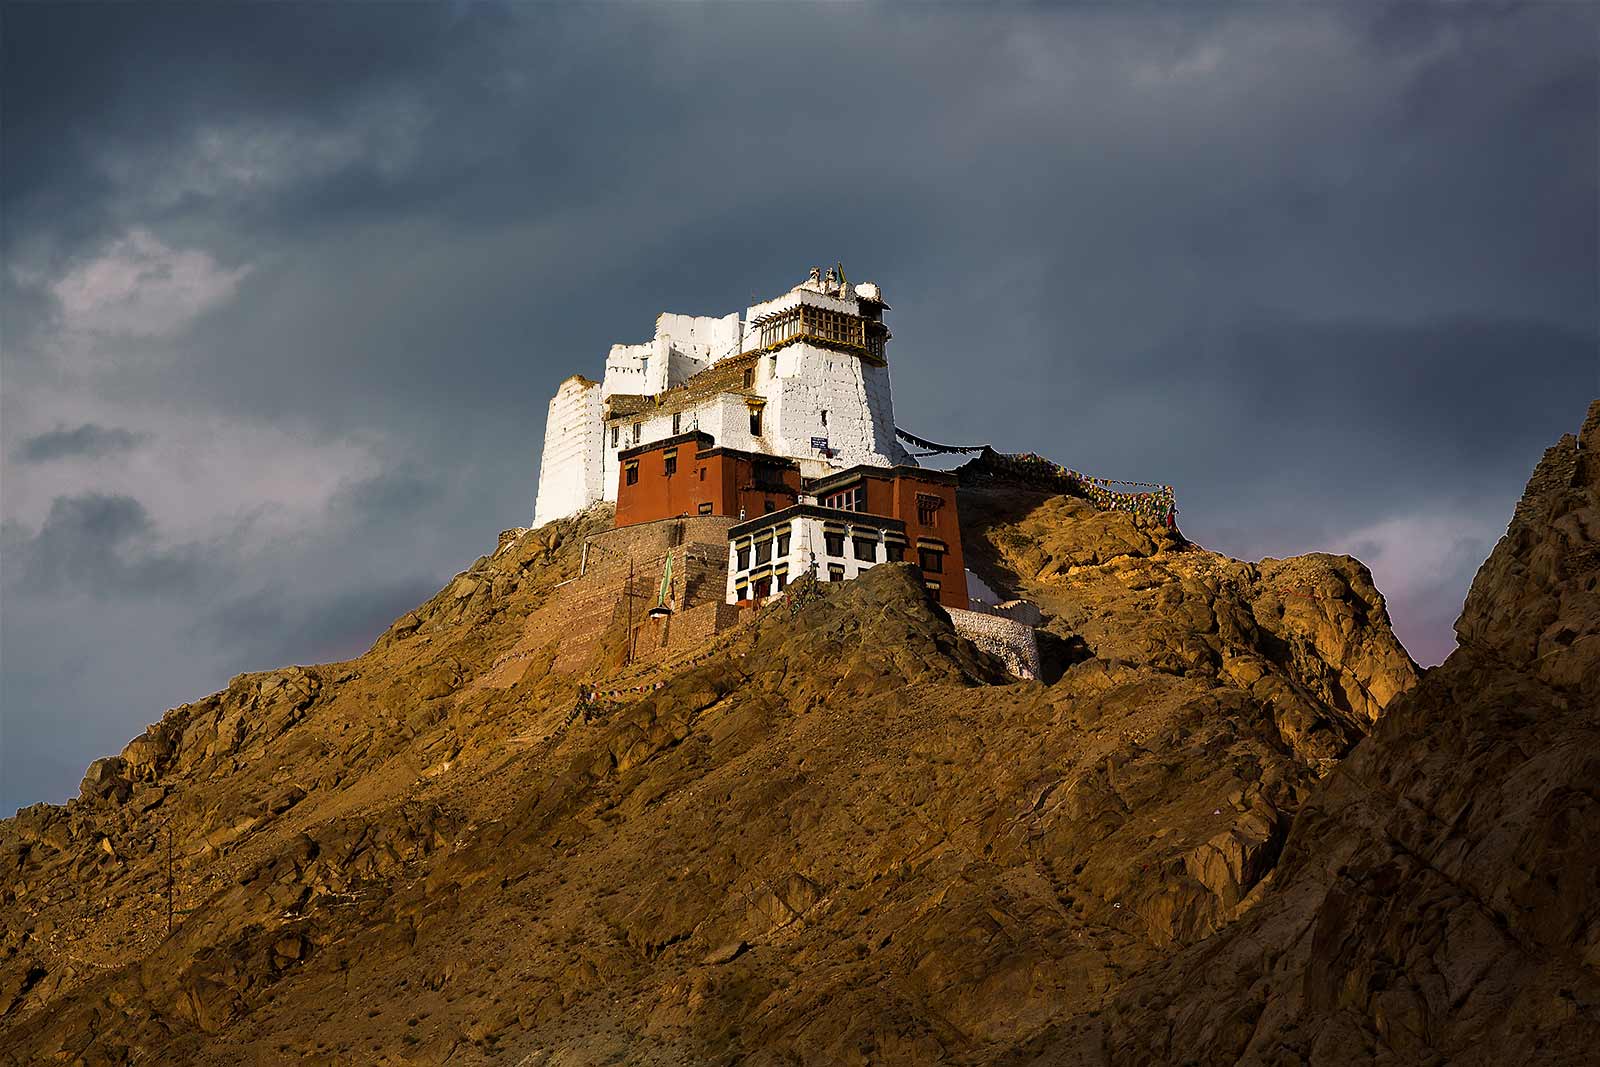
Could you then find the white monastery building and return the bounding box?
[532,266,910,526]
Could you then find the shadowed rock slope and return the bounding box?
[1017,400,1600,1065]
[3,422,1494,1066]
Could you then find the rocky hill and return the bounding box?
[3,404,1594,1066]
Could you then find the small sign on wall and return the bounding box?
[811,437,829,450]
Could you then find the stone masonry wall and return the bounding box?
[946,607,1042,680]
[475,516,742,686]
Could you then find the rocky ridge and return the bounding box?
[4,404,1588,1066]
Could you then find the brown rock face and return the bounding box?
[1021,400,1600,1065]
[20,398,1595,1066]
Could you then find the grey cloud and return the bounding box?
[328,468,441,527]
[4,493,206,597]
[17,424,146,463]
[201,575,445,670]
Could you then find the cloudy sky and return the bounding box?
[2,2,1595,813]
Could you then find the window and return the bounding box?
[820,409,828,426]
[824,532,845,556]
[916,493,944,527]
[853,537,877,562]
[749,407,763,436]
[672,412,681,434]
[776,532,790,557]
[665,455,677,477]
[641,356,649,378]
[625,462,639,486]
[698,466,706,481]
[823,485,864,512]
[918,548,944,573]
[743,367,754,388]
[752,461,785,487]
[736,545,750,570]
[775,571,787,592]
[755,539,772,565]
[611,425,619,448]
[753,576,770,598]
[885,543,905,563]
[632,422,641,444]
[698,502,713,515]
[764,499,775,513]
[827,563,845,581]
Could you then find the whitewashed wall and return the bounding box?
[536,278,910,523]
[766,343,906,472]
[532,376,604,526]
[724,514,895,603]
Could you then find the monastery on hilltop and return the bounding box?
[524,266,1056,678]
[533,265,909,528]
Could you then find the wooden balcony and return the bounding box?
[748,304,888,364]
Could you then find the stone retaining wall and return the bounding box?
[946,607,1042,680]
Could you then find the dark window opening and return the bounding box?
[755,540,772,565]
[918,548,944,574]
[625,464,639,486]
[698,466,706,481]
[764,499,775,513]
[752,461,786,489]
[698,502,713,515]
[749,408,763,436]
[827,563,845,581]
[664,455,677,477]
[743,367,755,388]
[853,537,877,562]
[753,575,771,597]
[916,493,944,527]
[776,533,790,557]
[672,412,681,434]
[820,409,828,426]
[736,546,751,570]
[824,533,845,557]
[885,543,905,563]
[632,422,641,444]
[611,425,619,448]
[775,571,787,592]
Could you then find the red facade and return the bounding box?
[614,433,803,528]
[807,465,967,609]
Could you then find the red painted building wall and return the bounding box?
[615,434,802,528]
[811,466,967,609]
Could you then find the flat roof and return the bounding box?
[618,432,800,472]
[729,503,907,539]
[617,431,714,460]
[806,463,959,494]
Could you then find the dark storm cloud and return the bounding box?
[202,575,446,671]
[4,493,207,596]
[329,469,441,526]
[18,424,145,463]
[2,2,1595,811]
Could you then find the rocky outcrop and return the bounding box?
[1020,400,1600,1065]
[27,396,1597,1065]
